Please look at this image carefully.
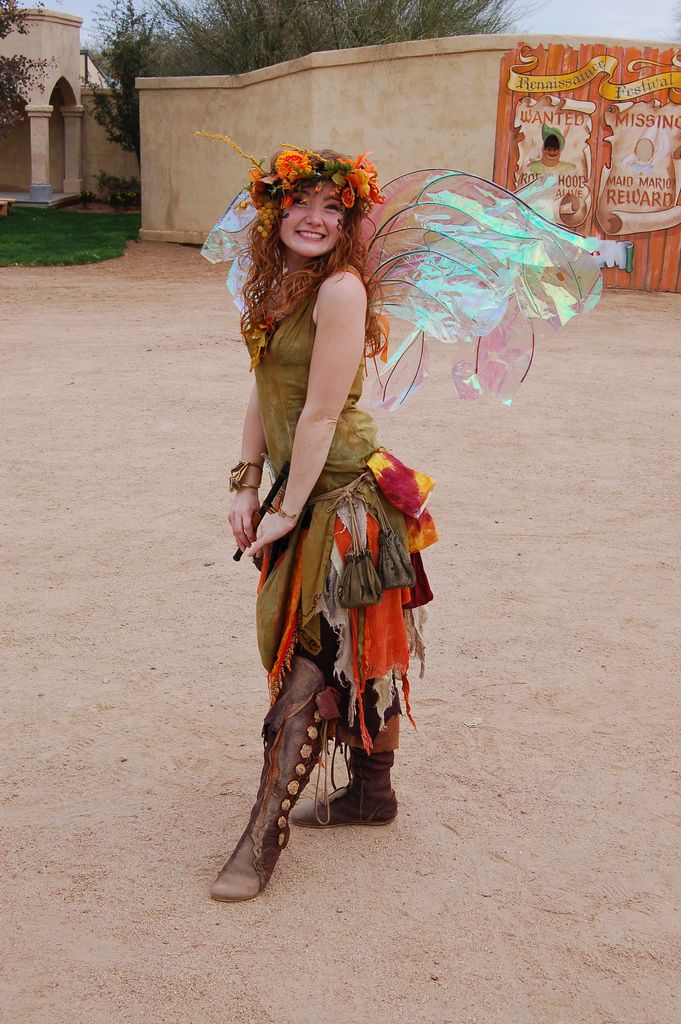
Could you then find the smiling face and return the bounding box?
[278,181,344,271]
[542,136,562,167]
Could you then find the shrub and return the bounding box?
[97,172,141,208]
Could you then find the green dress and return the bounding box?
[251,287,411,676]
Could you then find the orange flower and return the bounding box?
[341,186,355,208]
[348,167,371,198]
[248,165,264,182]
[275,151,312,181]
[249,177,267,207]
[346,153,384,205]
[281,193,293,209]
[368,180,385,204]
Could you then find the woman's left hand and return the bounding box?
[243,510,298,559]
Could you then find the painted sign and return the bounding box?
[494,44,681,292]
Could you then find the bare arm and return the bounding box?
[240,383,267,480]
[229,383,267,551]
[243,271,367,557]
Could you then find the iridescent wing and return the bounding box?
[364,170,602,408]
[201,189,256,311]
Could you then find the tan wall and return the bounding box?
[0,107,31,190]
[0,8,81,106]
[81,89,140,192]
[137,32,670,244]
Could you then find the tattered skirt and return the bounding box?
[257,451,438,753]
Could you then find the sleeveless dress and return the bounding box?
[250,282,437,751]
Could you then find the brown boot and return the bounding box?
[290,745,398,828]
[210,657,325,902]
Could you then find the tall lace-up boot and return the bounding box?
[210,657,325,902]
[290,733,398,829]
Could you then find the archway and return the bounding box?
[43,75,82,198]
[23,73,83,202]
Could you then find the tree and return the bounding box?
[91,0,158,162]
[0,0,49,137]
[150,0,527,78]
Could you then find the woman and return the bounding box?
[200,135,603,902]
[209,146,436,903]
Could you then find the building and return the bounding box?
[0,7,138,204]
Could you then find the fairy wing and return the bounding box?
[201,189,256,311]
[364,170,602,408]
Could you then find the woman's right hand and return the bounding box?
[229,489,261,551]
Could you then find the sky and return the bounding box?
[39,0,679,46]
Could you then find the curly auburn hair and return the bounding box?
[240,148,385,359]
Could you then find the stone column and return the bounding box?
[26,105,53,203]
[62,105,84,194]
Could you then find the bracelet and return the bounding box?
[267,503,298,520]
[229,459,263,492]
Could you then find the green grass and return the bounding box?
[0,207,141,266]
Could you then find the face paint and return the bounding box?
[278,181,344,268]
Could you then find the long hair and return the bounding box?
[240,148,385,359]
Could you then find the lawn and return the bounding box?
[0,207,141,266]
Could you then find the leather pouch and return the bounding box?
[338,550,383,609]
[374,497,416,590]
[377,526,416,590]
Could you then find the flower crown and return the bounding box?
[195,132,385,237]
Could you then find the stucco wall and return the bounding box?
[0,109,31,191]
[81,89,140,192]
[0,8,81,106]
[137,32,670,244]
[138,35,508,243]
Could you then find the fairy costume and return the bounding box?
[202,138,602,901]
[250,276,436,753]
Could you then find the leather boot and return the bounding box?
[210,657,325,902]
[290,745,398,828]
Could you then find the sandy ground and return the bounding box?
[2,241,680,1024]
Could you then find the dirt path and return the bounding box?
[2,242,680,1024]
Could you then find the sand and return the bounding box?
[2,241,680,1024]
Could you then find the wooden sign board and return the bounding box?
[493,43,681,292]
